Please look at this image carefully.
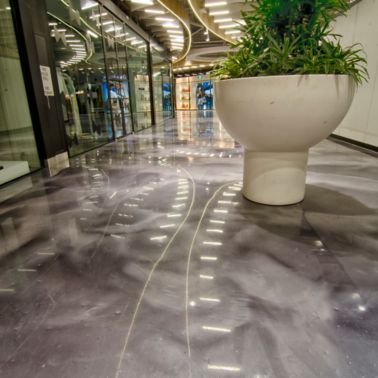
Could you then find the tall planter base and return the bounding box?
[243,150,309,205]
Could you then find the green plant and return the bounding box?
[212,0,368,84]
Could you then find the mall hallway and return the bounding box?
[0,111,377,378]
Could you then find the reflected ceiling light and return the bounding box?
[57,28,66,32]
[202,326,231,332]
[131,0,153,4]
[101,20,113,26]
[87,30,98,38]
[209,10,230,15]
[213,17,232,23]
[126,36,136,41]
[225,29,241,34]
[219,23,237,29]
[131,40,144,45]
[162,23,179,28]
[48,22,57,26]
[200,256,218,261]
[66,39,81,42]
[66,34,75,37]
[207,365,241,372]
[199,274,214,280]
[203,241,222,245]
[89,12,107,19]
[204,1,227,6]
[145,8,165,14]
[81,1,97,10]
[105,25,122,32]
[150,235,167,241]
[199,297,220,302]
[155,16,175,22]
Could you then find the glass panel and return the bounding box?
[191,74,213,110]
[175,77,190,110]
[46,0,113,156]
[114,21,132,135]
[175,75,214,111]
[151,48,172,123]
[0,0,41,185]
[126,29,151,132]
[102,14,125,138]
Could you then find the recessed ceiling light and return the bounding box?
[155,17,175,22]
[204,1,227,7]
[219,24,237,29]
[213,17,232,23]
[131,0,153,4]
[163,23,179,28]
[145,8,165,14]
[209,10,230,16]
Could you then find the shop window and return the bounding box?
[0,0,41,185]
[126,32,151,132]
[151,48,172,124]
[46,0,114,156]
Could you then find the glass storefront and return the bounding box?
[46,0,114,156]
[151,48,172,124]
[175,75,214,111]
[0,0,41,185]
[127,36,151,132]
[45,0,169,156]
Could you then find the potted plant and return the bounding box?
[213,0,368,205]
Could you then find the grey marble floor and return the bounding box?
[0,111,377,378]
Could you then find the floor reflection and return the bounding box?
[0,111,377,378]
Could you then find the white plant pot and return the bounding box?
[214,75,355,205]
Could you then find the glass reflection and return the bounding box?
[0,0,40,184]
[46,0,113,156]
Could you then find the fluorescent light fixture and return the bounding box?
[66,39,81,42]
[145,8,165,14]
[209,10,230,16]
[81,1,97,10]
[204,1,227,7]
[131,0,153,4]
[213,17,232,23]
[57,28,66,32]
[126,37,136,41]
[155,16,175,22]
[48,22,57,26]
[131,40,144,45]
[162,23,179,28]
[65,34,75,37]
[225,30,241,34]
[101,20,113,26]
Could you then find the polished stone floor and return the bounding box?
[0,111,377,378]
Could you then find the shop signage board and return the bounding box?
[40,65,54,96]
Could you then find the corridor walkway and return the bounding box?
[0,111,377,378]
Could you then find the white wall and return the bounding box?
[333,0,378,147]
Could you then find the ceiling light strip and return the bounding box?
[156,0,192,64]
[186,0,234,44]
